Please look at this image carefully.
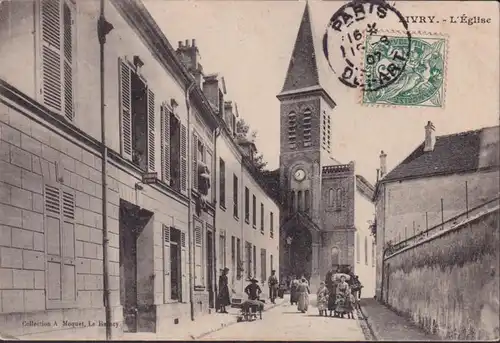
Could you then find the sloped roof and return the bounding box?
[278,2,336,105]
[382,126,500,182]
[280,211,321,233]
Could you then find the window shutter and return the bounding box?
[192,132,198,191]
[62,1,73,121]
[180,232,188,303]
[163,225,171,303]
[45,184,76,309]
[161,106,171,185]
[180,124,187,194]
[118,58,132,160]
[147,88,156,172]
[40,0,62,112]
[194,226,202,286]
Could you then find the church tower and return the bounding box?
[277,2,337,285]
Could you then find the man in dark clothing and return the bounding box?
[245,278,262,300]
[268,270,278,304]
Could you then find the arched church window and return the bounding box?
[297,190,303,211]
[303,109,312,147]
[304,190,310,213]
[331,247,340,266]
[328,189,334,206]
[288,112,297,148]
[336,188,342,210]
[289,190,295,213]
[364,236,368,265]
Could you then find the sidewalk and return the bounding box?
[121,297,286,340]
[359,298,442,341]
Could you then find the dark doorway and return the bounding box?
[385,263,390,304]
[206,230,214,308]
[286,226,312,279]
[119,199,153,333]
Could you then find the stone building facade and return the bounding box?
[373,122,500,300]
[273,3,376,293]
[0,0,279,339]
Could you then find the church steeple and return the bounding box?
[280,2,320,93]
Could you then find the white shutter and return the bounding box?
[161,105,171,185]
[147,89,156,172]
[118,58,132,160]
[180,124,187,194]
[40,0,62,112]
[62,1,73,121]
[61,190,76,303]
[192,132,198,191]
[194,225,202,286]
[181,232,188,303]
[163,225,171,303]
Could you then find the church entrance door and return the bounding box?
[285,225,312,280]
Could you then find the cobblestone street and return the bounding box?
[202,295,366,341]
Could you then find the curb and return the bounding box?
[193,301,286,340]
[357,305,378,341]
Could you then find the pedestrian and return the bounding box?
[316,281,329,316]
[244,278,262,301]
[290,275,299,305]
[326,267,336,317]
[268,270,278,304]
[218,267,231,313]
[297,277,310,313]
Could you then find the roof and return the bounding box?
[280,211,321,233]
[382,126,500,183]
[277,2,336,106]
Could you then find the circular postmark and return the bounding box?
[322,0,412,92]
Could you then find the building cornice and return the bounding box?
[276,86,336,108]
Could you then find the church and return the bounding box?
[263,2,377,295]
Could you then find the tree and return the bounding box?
[235,118,268,172]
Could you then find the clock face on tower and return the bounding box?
[294,169,306,181]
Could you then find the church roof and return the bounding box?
[278,2,336,105]
[382,126,499,183]
[280,211,321,233]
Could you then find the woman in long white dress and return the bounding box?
[297,278,310,313]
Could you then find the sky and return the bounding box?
[144,0,499,185]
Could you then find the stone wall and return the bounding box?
[383,207,499,340]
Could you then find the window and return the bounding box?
[365,236,369,265]
[289,191,295,213]
[164,227,183,302]
[245,187,250,223]
[231,236,236,280]
[194,220,204,287]
[336,188,342,210]
[260,248,266,283]
[252,245,257,279]
[119,58,156,172]
[328,189,334,207]
[233,174,239,218]
[236,238,241,278]
[331,247,340,266]
[252,194,257,227]
[161,105,187,193]
[218,233,226,271]
[297,190,303,211]
[270,254,274,272]
[39,0,75,121]
[288,112,297,149]
[231,114,236,136]
[356,233,360,263]
[246,241,252,279]
[260,203,264,233]
[44,183,76,309]
[304,190,310,213]
[219,159,226,208]
[270,212,274,238]
[303,108,312,147]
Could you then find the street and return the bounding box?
[201,295,367,341]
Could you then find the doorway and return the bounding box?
[287,226,312,279]
[206,230,214,308]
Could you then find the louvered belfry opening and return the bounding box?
[119,200,154,333]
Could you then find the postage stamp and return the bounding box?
[361,31,449,108]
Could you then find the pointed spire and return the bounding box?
[280,1,320,93]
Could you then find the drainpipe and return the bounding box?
[212,128,221,311]
[240,156,244,294]
[185,82,196,321]
[98,1,114,340]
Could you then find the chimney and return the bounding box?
[379,150,387,178]
[424,121,436,152]
[176,38,203,87]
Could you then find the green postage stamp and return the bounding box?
[361,32,448,108]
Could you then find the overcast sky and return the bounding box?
[144,0,499,185]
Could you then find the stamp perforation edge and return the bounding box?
[358,29,450,110]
